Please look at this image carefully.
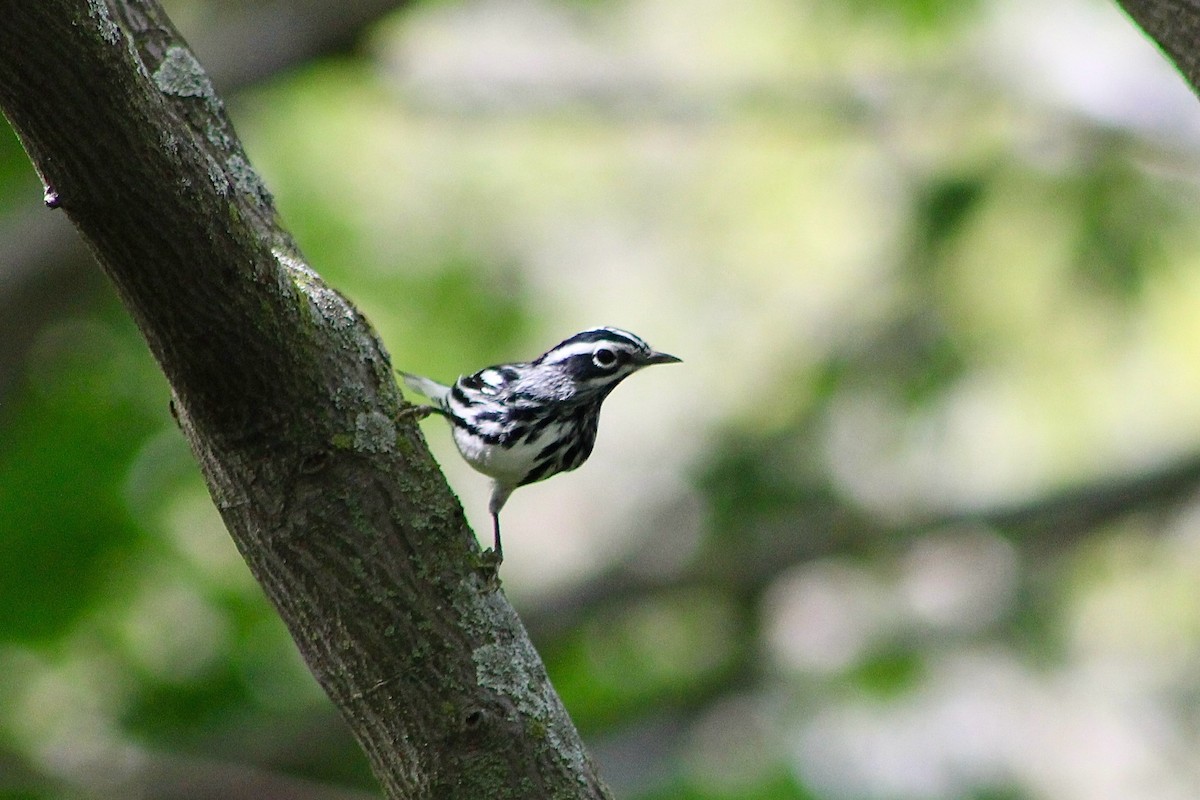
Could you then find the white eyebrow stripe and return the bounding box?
[545,342,600,360]
[542,340,640,364]
[598,327,649,349]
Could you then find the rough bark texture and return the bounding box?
[0,2,611,798]
[1116,0,1200,94]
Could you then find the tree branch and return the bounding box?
[0,1,609,797]
[1115,0,1200,94]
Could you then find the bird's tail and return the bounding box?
[397,370,452,404]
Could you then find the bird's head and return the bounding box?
[533,326,681,398]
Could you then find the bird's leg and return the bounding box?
[484,483,513,566]
[491,512,503,563]
[472,482,511,589]
[474,513,503,590]
[478,513,503,567]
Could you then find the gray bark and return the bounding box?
[1115,0,1200,95]
[0,1,610,797]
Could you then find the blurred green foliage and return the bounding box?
[0,310,163,642]
[0,125,36,214]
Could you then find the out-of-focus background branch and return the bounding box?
[6,0,1200,798]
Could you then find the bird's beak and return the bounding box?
[643,350,682,366]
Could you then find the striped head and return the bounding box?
[531,326,681,401]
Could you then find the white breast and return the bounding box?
[452,426,535,483]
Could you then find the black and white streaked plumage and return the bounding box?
[399,326,681,563]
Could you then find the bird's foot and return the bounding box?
[475,548,503,592]
[396,404,436,424]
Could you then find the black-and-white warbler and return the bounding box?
[399,326,680,563]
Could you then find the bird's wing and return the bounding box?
[460,364,524,399]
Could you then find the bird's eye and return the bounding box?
[593,347,617,368]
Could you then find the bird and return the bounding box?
[398,326,681,565]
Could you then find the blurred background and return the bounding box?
[5,0,1200,797]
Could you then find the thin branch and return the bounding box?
[524,452,1200,641]
[176,0,409,93]
[1115,0,1200,96]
